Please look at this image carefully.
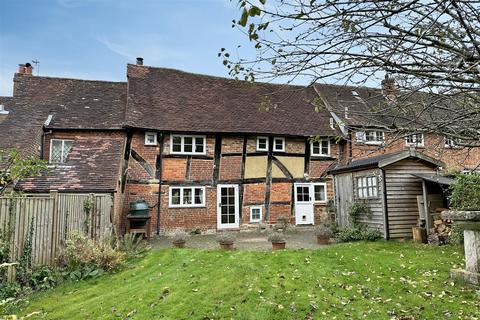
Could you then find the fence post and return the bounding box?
[50,191,58,260]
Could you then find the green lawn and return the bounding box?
[15,242,480,319]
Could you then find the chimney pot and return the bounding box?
[18,64,26,74]
[24,62,33,75]
[136,57,144,65]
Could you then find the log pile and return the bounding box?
[427,217,453,245]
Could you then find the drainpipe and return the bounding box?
[156,132,164,235]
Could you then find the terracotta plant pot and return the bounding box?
[172,240,186,248]
[271,241,286,250]
[219,241,234,250]
[317,235,330,245]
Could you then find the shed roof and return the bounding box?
[411,173,455,186]
[328,149,444,174]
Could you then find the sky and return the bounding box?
[0,0,264,96]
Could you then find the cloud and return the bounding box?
[96,35,190,65]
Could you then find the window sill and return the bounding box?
[364,141,384,146]
[168,205,206,209]
[170,152,207,156]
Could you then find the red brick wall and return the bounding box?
[309,160,335,178]
[269,204,291,224]
[121,183,159,234]
[162,158,187,181]
[222,136,244,153]
[130,132,158,168]
[270,182,291,203]
[243,183,265,204]
[219,156,242,180]
[189,159,214,180]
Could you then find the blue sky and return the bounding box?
[0,0,262,96]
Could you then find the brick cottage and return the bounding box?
[1,60,478,237]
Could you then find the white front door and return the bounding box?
[217,184,240,229]
[294,183,314,225]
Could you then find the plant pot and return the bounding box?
[172,240,186,248]
[271,241,286,250]
[219,241,234,250]
[317,235,330,245]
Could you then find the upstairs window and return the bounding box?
[256,136,268,151]
[273,137,285,152]
[356,176,378,199]
[311,140,330,156]
[364,130,385,144]
[50,139,73,164]
[145,132,157,146]
[169,186,205,207]
[444,137,460,148]
[170,135,206,155]
[405,133,424,147]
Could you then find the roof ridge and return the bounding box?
[127,64,310,89]
[14,74,126,85]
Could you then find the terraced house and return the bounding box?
[1,59,478,238]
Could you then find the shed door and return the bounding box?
[335,174,354,228]
[294,183,314,225]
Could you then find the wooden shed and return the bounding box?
[329,149,446,239]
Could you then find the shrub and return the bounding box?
[268,232,286,243]
[216,233,235,243]
[109,234,150,259]
[450,173,480,210]
[58,232,125,280]
[335,226,382,243]
[449,223,465,245]
[171,231,189,243]
[348,201,372,227]
[29,265,59,291]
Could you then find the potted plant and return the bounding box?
[171,231,188,248]
[216,233,235,250]
[268,232,286,250]
[315,222,333,245]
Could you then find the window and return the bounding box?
[250,206,262,223]
[356,176,378,199]
[364,130,385,144]
[444,137,460,148]
[50,139,73,164]
[145,132,157,145]
[256,136,268,151]
[273,137,285,152]
[170,135,206,155]
[169,186,205,207]
[313,183,327,203]
[311,140,330,156]
[405,133,424,147]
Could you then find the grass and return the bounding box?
[14,241,480,319]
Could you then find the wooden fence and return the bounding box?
[0,192,113,273]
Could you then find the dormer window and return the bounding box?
[145,132,157,146]
[256,136,268,151]
[405,133,424,147]
[311,140,330,156]
[273,137,285,152]
[50,139,73,164]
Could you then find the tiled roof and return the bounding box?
[17,136,124,192]
[125,65,338,137]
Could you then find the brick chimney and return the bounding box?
[381,75,396,102]
[136,57,144,65]
[18,63,26,74]
[25,63,33,75]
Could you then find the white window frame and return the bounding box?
[311,140,330,157]
[256,136,268,151]
[444,136,461,149]
[250,206,262,223]
[49,139,73,164]
[273,137,285,152]
[168,186,206,208]
[405,133,424,147]
[364,130,385,145]
[170,134,207,155]
[356,176,378,199]
[312,183,327,203]
[144,132,157,146]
